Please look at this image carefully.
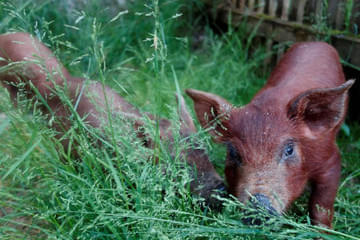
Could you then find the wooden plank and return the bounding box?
[328,0,340,27]
[332,36,360,67]
[335,0,346,30]
[239,0,246,12]
[281,0,291,21]
[257,0,266,14]
[269,0,278,17]
[249,0,256,11]
[231,0,237,8]
[306,0,318,24]
[350,0,360,33]
[296,0,307,23]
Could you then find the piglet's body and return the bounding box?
[0,32,225,208]
[187,42,354,228]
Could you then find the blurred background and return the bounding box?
[0,0,359,239]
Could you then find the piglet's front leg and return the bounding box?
[309,157,341,228]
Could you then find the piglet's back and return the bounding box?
[0,32,70,95]
[252,42,345,106]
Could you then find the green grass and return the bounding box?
[0,0,360,239]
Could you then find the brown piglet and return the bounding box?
[0,32,225,208]
[186,42,354,228]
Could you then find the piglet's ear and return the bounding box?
[287,80,355,134]
[185,89,233,141]
[176,93,197,133]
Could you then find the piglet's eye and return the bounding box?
[281,142,295,161]
[284,144,293,157]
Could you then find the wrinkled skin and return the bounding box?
[186,42,354,228]
[0,32,225,208]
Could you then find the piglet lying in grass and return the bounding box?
[0,32,226,208]
[186,42,354,228]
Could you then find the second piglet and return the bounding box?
[0,32,225,209]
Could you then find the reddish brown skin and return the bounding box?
[0,32,224,208]
[186,42,354,228]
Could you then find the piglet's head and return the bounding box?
[186,80,354,218]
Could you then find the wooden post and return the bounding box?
[297,0,308,23]
[335,0,346,30]
[239,0,246,12]
[231,0,237,8]
[328,0,340,27]
[349,0,359,33]
[281,0,291,20]
[269,0,278,17]
[249,0,256,12]
[257,0,266,14]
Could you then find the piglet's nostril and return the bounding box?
[242,193,279,226]
[250,193,278,216]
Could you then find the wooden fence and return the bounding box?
[205,0,360,69]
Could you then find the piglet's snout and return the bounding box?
[250,193,278,215]
[242,193,279,226]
